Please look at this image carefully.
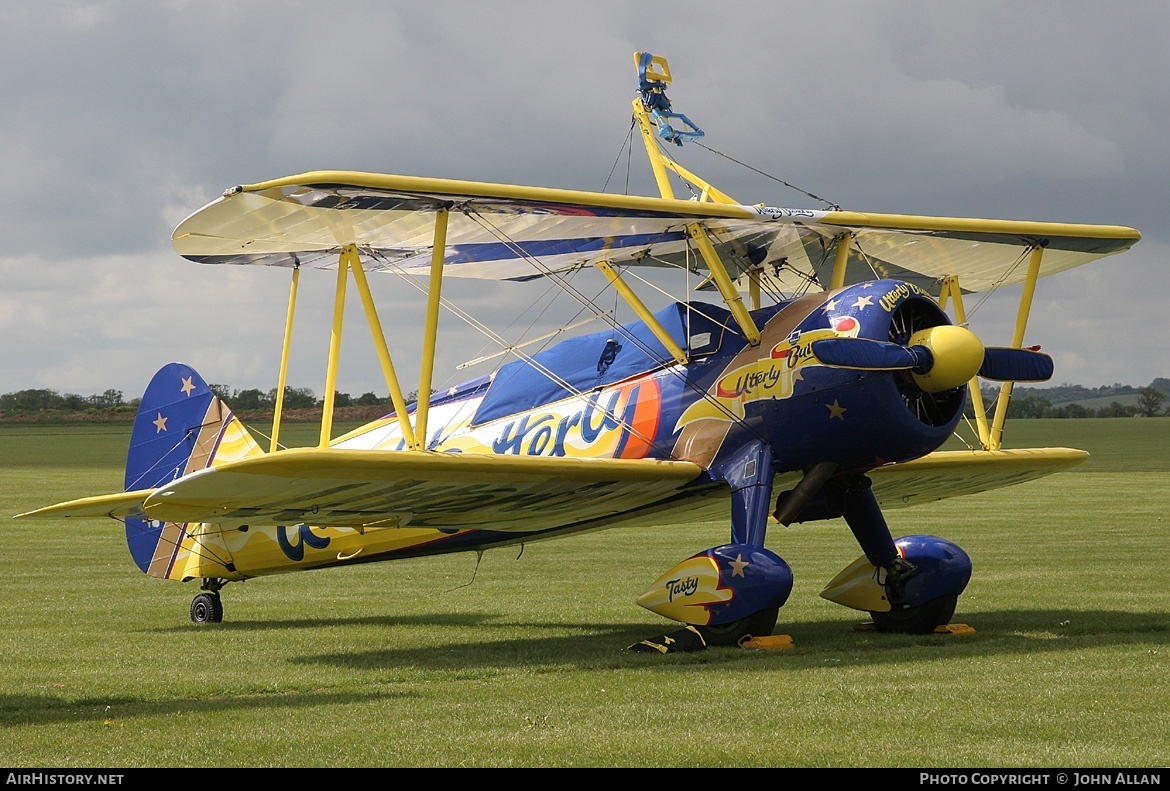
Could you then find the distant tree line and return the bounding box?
[975,383,1168,419]
[1,379,1165,420]
[205,385,390,411]
[0,388,134,415]
[0,385,394,418]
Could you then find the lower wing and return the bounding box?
[18,449,705,533]
[869,447,1090,509]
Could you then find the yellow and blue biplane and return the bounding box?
[16,54,1141,651]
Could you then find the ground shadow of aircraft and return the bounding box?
[288,608,1167,671]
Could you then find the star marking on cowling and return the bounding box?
[826,400,847,420]
[791,367,804,384]
[852,295,874,309]
[180,377,196,396]
[153,413,168,433]
[821,298,839,313]
[729,554,750,578]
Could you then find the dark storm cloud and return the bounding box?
[0,0,1166,397]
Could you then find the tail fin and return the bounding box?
[124,363,263,577]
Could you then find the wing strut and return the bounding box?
[308,244,425,450]
[937,275,992,450]
[988,244,1045,450]
[747,266,762,310]
[686,224,761,345]
[348,249,419,450]
[271,263,300,452]
[595,260,689,365]
[415,206,451,450]
[829,231,852,290]
[319,248,352,447]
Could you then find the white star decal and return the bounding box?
[729,554,750,578]
[180,377,196,396]
[153,413,168,433]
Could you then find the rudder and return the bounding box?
[124,363,263,576]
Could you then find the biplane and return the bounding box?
[16,53,1140,651]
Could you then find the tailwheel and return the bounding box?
[695,606,780,647]
[868,594,957,635]
[190,592,224,624]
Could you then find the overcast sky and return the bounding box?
[1,1,1167,402]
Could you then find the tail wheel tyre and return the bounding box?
[869,594,957,634]
[694,607,780,647]
[190,592,224,624]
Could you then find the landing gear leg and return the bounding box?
[837,476,955,634]
[190,578,226,624]
[629,442,794,653]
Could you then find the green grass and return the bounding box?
[1,420,1168,767]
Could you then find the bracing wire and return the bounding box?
[459,209,771,444]
[692,141,841,210]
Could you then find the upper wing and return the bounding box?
[171,171,1140,292]
[26,449,704,533]
[868,447,1090,508]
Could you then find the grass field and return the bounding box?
[1,419,1168,767]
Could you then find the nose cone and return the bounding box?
[908,325,984,392]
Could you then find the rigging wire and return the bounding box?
[124,419,224,491]
[461,208,771,444]
[601,117,638,195]
[117,517,237,573]
[963,246,1032,321]
[692,140,841,210]
[368,246,672,454]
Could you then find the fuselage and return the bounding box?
[140,279,966,583]
[334,278,963,478]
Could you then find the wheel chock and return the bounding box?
[934,623,975,635]
[739,634,795,650]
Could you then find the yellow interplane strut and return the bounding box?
[747,267,762,311]
[829,231,852,290]
[938,276,990,450]
[415,207,450,451]
[686,224,761,345]
[271,264,300,452]
[595,260,689,365]
[347,250,418,450]
[989,245,1045,450]
[319,248,353,448]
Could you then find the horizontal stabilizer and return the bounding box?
[811,337,930,371]
[978,347,1054,382]
[15,489,154,520]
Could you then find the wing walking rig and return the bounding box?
[17,54,1140,650]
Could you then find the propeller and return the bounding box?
[811,325,1053,393]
